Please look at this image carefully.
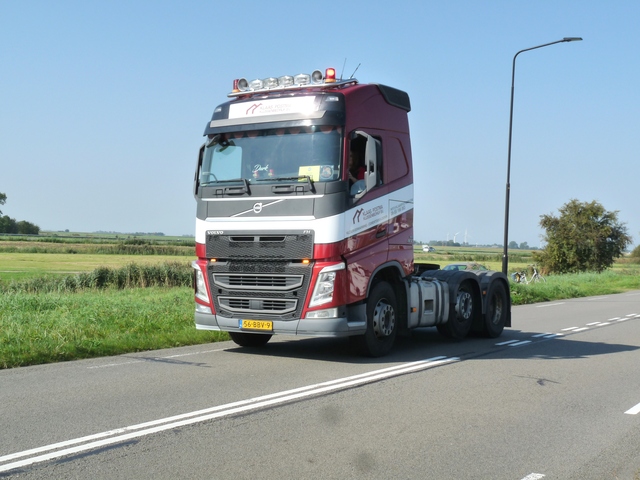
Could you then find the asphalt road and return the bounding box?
[2,291,640,479]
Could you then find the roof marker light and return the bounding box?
[325,68,337,83]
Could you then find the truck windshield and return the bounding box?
[200,126,342,185]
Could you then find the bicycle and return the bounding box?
[511,265,545,284]
[528,264,546,283]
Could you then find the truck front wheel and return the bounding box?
[229,332,272,347]
[352,281,398,357]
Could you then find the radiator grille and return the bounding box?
[218,297,298,315]
[208,260,312,320]
[212,274,303,291]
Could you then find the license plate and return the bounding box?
[240,319,273,331]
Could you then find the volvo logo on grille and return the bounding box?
[253,203,263,214]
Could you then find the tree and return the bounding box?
[534,199,632,273]
[0,215,17,234]
[519,241,529,250]
[17,220,40,235]
[508,241,519,249]
[0,193,41,234]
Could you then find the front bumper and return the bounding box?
[195,307,366,337]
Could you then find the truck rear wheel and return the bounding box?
[352,281,398,357]
[482,281,508,338]
[437,281,476,339]
[229,332,272,347]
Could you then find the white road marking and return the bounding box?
[506,311,639,348]
[625,402,640,415]
[0,356,458,473]
[521,473,545,480]
[536,302,564,308]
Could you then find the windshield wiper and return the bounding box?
[200,178,250,195]
[254,175,314,183]
[254,176,315,194]
[200,178,247,187]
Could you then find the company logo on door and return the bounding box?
[229,96,316,119]
[346,202,388,237]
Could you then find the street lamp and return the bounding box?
[501,37,582,275]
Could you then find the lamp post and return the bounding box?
[501,37,582,275]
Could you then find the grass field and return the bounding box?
[1,234,639,369]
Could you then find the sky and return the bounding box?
[1,1,638,248]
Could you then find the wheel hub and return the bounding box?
[455,291,473,320]
[373,301,395,337]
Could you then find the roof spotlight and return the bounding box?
[236,78,248,92]
[264,77,278,89]
[249,78,264,90]
[279,75,294,87]
[294,73,311,85]
[311,70,323,84]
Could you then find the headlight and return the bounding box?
[308,263,344,308]
[192,261,210,303]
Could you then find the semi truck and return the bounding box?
[192,67,511,357]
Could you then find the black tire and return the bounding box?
[482,280,508,338]
[229,332,272,347]
[352,281,398,357]
[437,281,476,339]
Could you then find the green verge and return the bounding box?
[0,287,227,369]
[508,268,640,304]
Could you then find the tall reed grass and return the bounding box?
[0,261,192,294]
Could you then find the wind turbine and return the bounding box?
[464,229,472,246]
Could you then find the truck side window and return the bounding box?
[350,131,383,198]
[348,136,366,186]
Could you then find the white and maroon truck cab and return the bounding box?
[192,68,510,356]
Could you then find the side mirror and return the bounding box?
[365,136,380,191]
